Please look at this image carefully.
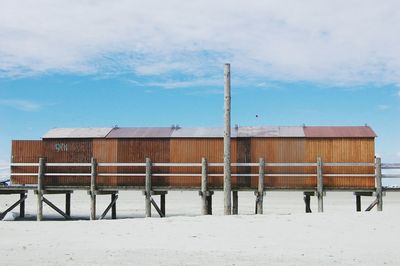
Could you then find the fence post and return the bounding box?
[201,158,209,215]
[375,157,383,211]
[90,157,97,220]
[317,157,324,212]
[37,157,46,221]
[145,158,152,217]
[256,158,265,214]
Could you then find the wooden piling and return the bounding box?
[303,192,312,213]
[66,192,71,217]
[37,157,45,221]
[160,194,166,216]
[317,157,324,213]
[375,157,383,211]
[145,158,152,217]
[207,194,212,215]
[111,193,117,219]
[256,158,265,214]
[90,157,97,220]
[223,63,232,215]
[201,158,209,215]
[19,193,25,218]
[356,195,361,212]
[232,191,238,215]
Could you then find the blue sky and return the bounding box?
[1,0,400,174]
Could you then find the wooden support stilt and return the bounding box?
[356,195,361,212]
[99,194,118,220]
[160,194,166,216]
[145,158,152,217]
[150,197,164,217]
[43,197,71,220]
[90,157,97,220]
[316,157,324,213]
[365,198,379,211]
[0,195,27,220]
[207,194,212,215]
[66,192,71,217]
[375,157,383,211]
[111,193,117,219]
[232,191,238,215]
[200,158,209,215]
[303,192,313,213]
[256,158,265,214]
[37,157,46,221]
[19,193,25,218]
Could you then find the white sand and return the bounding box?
[1,191,400,265]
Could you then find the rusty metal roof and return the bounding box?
[106,127,174,138]
[42,126,376,139]
[43,128,113,139]
[303,126,376,138]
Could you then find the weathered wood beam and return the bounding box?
[43,197,71,220]
[256,158,265,214]
[145,158,152,217]
[90,157,97,220]
[0,195,27,220]
[37,157,46,221]
[223,63,232,215]
[99,194,119,220]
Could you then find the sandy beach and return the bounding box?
[1,191,399,265]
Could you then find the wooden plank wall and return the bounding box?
[251,138,310,189]
[10,137,375,189]
[305,138,375,188]
[11,140,42,184]
[43,139,92,185]
[116,139,170,186]
[169,138,238,188]
[93,139,118,186]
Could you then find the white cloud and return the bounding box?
[0,0,400,86]
[0,99,43,111]
[377,104,390,111]
[139,79,221,89]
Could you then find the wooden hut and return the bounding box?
[11,126,376,190]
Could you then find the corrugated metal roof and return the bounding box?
[106,127,174,138]
[171,127,234,138]
[43,128,113,139]
[237,126,305,137]
[303,126,376,138]
[42,126,377,139]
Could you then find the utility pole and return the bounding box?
[224,63,232,215]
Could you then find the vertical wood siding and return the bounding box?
[10,137,375,189]
[11,140,42,184]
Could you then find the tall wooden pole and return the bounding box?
[224,63,232,215]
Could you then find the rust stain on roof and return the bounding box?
[303,126,376,138]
